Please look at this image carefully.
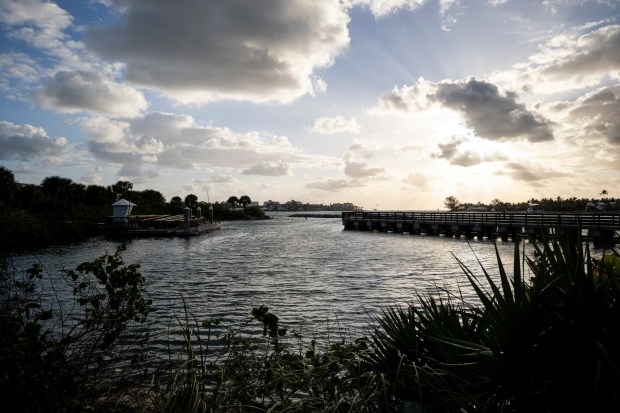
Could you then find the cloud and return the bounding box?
[567,84,620,146]
[432,79,555,142]
[496,161,570,183]
[310,115,361,134]
[375,78,555,142]
[32,71,148,117]
[305,177,357,192]
[402,172,430,188]
[493,23,620,95]
[0,120,68,160]
[77,111,313,179]
[433,136,508,167]
[349,139,381,158]
[0,52,40,98]
[535,24,620,91]
[0,0,74,55]
[86,0,350,104]
[345,0,425,18]
[242,162,292,176]
[210,175,237,184]
[343,153,387,178]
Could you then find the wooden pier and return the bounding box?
[342,211,619,246]
[105,214,221,238]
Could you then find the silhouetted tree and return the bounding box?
[184,194,198,207]
[41,176,73,210]
[0,166,17,206]
[227,196,239,210]
[84,184,114,207]
[109,181,133,201]
[239,195,252,210]
[169,196,183,213]
[444,196,460,211]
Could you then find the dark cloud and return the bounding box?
[431,79,554,142]
[32,71,148,117]
[0,120,67,160]
[86,0,349,103]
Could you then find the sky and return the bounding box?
[0,0,619,210]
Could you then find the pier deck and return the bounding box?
[105,214,221,238]
[342,211,619,246]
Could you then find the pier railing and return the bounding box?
[342,211,620,230]
[342,211,619,246]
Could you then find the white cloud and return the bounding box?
[551,84,620,146]
[32,71,148,117]
[305,177,358,192]
[86,0,350,104]
[402,172,430,188]
[0,0,73,52]
[343,153,387,178]
[345,0,425,18]
[0,52,40,99]
[502,23,620,95]
[311,115,361,134]
[0,120,67,160]
[242,162,292,176]
[76,111,316,180]
[349,139,381,158]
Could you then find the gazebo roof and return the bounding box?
[112,198,137,206]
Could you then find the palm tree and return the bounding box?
[41,176,73,209]
[239,195,252,210]
[184,194,198,207]
[227,196,239,210]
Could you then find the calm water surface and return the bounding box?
[13,212,528,340]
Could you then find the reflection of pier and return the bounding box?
[105,214,221,238]
[342,211,619,246]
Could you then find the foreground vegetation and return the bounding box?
[2,230,619,412]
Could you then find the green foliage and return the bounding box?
[0,165,17,205]
[210,202,266,220]
[0,245,153,412]
[0,207,50,249]
[226,196,239,210]
[366,232,620,412]
[153,304,385,412]
[239,195,252,209]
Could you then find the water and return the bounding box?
[10,212,528,342]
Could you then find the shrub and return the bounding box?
[365,231,620,412]
[0,245,153,412]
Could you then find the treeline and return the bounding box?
[444,191,618,212]
[0,166,264,250]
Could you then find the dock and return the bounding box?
[342,211,619,246]
[105,214,221,238]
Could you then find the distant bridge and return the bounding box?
[342,211,619,247]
